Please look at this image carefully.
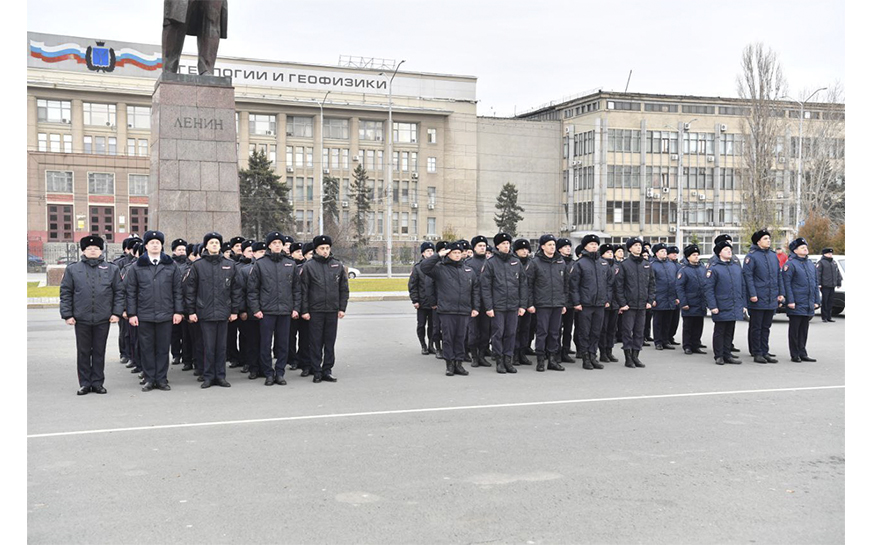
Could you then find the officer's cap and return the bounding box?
[79,235,104,251]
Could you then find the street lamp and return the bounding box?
[781,87,826,236]
[379,60,405,278]
[666,118,697,248]
[317,90,331,236]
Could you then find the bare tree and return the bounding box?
[736,43,787,241]
[796,83,845,225]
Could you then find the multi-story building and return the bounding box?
[519,90,845,254]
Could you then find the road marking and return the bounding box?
[27,385,844,439]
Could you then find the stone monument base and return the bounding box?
[149,72,240,244]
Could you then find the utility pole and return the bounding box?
[783,87,826,236]
[381,60,405,278]
[318,90,331,236]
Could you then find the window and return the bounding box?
[83,136,91,154]
[249,114,276,135]
[331,148,340,169]
[64,134,73,153]
[646,131,678,154]
[427,128,437,144]
[127,105,151,129]
[411,181,418,203]
[606,165,641,189]
[37,99,71,123]
[644,103,679,113]
[306,147,313,167]
[39,133,72,153]
[411,211,418,235]
[83,102,116,126]
[719,106,750,116]
[128,138,136,156]
[129,207,147,235]
[295,177,304,201]
[341,149,349,169]
[37,133,47,152]
[341,178,349,201]
[47,204,73,241]
[306,177,314,201]
[286,146,294,167]
[427,217,436,236]
[606,101,641,111]
[393,122,417,143]
[88,172,114,195]
[392,212,399,234]
[295,210,304,233]
[90,206,115,241]
[428,186,436,205]
[359,120,384,141]
[49,134,61,152]
[608,129,641,153]
[682,104,716,115]
[324,118,349,139]
[719,134,744,156]
[401,181,409,204]
[393,181,399,203]
[295,147,304,168]
[129,174,149,196]
[287,116,313,138]
[46,171,73,193]
[401,212,409,234]
[307,210,314,232]
[427,157,436,173]
[401,152,409,172]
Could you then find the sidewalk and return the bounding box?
[27,290,410,308]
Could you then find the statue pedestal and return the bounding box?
[149,72,240,243]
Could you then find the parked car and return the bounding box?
[56,256,77,265]
[808,254,845,315]
[347,266,360,279]
[27,254,46,272]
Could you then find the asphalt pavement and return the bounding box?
[27,303,845,544]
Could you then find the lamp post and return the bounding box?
[667,118,697,248]
[781,87,826,237]
[380,60,405,278]
[317,90,331,236]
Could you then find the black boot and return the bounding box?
[476,348,492,367]
[454,360,469,376]
[581,352,594,370]
[624,349,635,368]
[470,348,480,368]
[561,348,575,363]
[463,350,472,363]
[518,349,532,366]
[496,355,506,374]
[420,341,429,355]
[607,348,619,362]
[632,350,646,368]
[435,340,444,360]
[590,352,604,369]
[445,360,455,376]
[524,347,536,356]
[547,353,565,371]
[504,355,517,374]
[536,354,546,372]
[599,349,610,363]
[428,340,437,355]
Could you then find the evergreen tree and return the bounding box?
[349,164,372,264]
[238,150,292,240]
[323,174,340,237]
[494,182,525,236]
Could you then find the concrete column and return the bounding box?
[71,99,84,153]
[237,111,249,167]
[276,113,287,180]
[116,102,128,155]
[27,95,38,151]
[639,118,647,232]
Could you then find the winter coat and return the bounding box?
[234,258,255,313]
[247,250,300,316]
[526,251,569,308]
[183,253,243,321]
[603,258,621,308]
[59,257,125,324]
[420,254,481,315]
[615,254,655,310]
[124,253,183,322]
[481,250,528,312]
[704,258,746,322]
[784,253,821,316]
[743,245,784,310]
[569,251,613,308]
[675,259,707,317]
[651,258,679,311]
[408,260,437,308]
[300,254,350,314]
[816,257,842,288]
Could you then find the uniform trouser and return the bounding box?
[432,310,442,342]
[645,310,653,339]
[259,314,290,378]
[574,306,605,355]
[712,321,736,360]
[200,320,228,383]
[295,318,311,371]
[226,320,240,363]
[528,312,537,348]
[561,309,575,351]
[788,315,812,359]
[240,317,261,372]
[439,313,470,362]
[652,310,673,346]
[598,308,619,351]
[490,311,519,357]
[127,320,139,369]
[615,311,623,343]
[535,307,563,356]
[821,287,835,320]
[118,320,129,359]
[75,321,110,388]
[682,315,705,351]
[467,312,491,351]
[621,309,646,352]
[171,320,192,362]
[416,308,434,346]
[137,320,172,385]
[189,321,203,374]
[287,316,299,368]
[309,312,339,375]
[669,309,681,341]
[748,309,775,356]
[515,311,533,351]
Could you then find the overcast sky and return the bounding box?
[27,0,844,115]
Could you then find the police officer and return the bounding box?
[480,232,527,374]
[615,237,655,368]
[185,232,243,388]
[743,229,783,363]
[226,234,247,369]
[408,241,438,355]
[569,234,613,370]
[650,243,679,350]
[431,240,448,360]
[300,235,350,383]
[465,235,492,368]
[286,241,310,375]
[527,234,569,372]
[557,237,576,363]
[783,237,821,362]
[642,242,654,345]
[244,241,267,379]
[229,236,246,260]
[113,235,141,364]
[233,240,257,376]
[596,243,621,364]
[118,241,143,374]
[421,241,480,376]
[816,247,841,322]
[704,240,745,365]
[60,235,125,395]
[125,230,183,391]
[302,242,314,261]
[512,238,535,366]
[675,244,707,355]
[183,243,204,375]
[169,238,188,366]
[247,231,300,386]
[666,246,682,345]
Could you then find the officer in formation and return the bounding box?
[408,242,438,355]
[569,234,613,370]
[675,244,707,355]
[816,247,841,323]
[596,243,621,364]
[480,233,527,374]
[650,243,679,350]
[743,229,782,364]
[615,237,655,368]
[704,239,746,365]
[783,237,820,362]
[170,238,191,367]
[466,236,492,368]
[557,237,576,364]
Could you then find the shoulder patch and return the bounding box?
[706,270,712,278]
[464,268,472,272]
[783,264,789,271]
[643,265,650,269]
[677,273,682,279]
[745,257,751,264]
[98,265,108,269]
[510,261,518,265]
[222,266,231,269]
[330,264,339,268]
[284,263,294,267]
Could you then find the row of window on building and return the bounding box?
[46,170,149,196]
[294,210,438,237]
[37,100,151,128]
[566,165,754,192]
[46,203,147,243]
[248,144,439,174]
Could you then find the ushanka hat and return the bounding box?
[142,230,164,246]
[789,238,809,252]
[471,235,488,247]
[538,234,557,246]
[80,235,104,251]
[714,240,733,257]
[556,238,572,251]
[313,235,332,247]
[683,244,700,258]
[203,232,223,247]
[625,237,643,250]
[494,233,512,246]
[171,238,187,251]
[512,238,531,252]
[265,231,284,246]
[581,234,600,248]
[751,229,770,246]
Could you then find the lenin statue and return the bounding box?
[162,0,228,76]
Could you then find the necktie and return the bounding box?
[153,259,158,265]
